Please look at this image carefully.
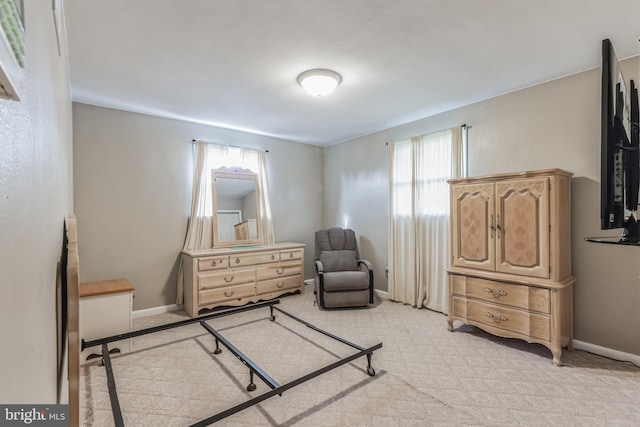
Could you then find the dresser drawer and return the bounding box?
[280,248,303,261]
[450,275,550,314]
[256,264,302,281]
[451,296,551,341]
[199,283,256,305]
[229,251,279,267]
[198,256,229,272]
[256,276,302,295]
[198,268,255,290]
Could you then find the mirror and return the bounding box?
[212,167,263,247]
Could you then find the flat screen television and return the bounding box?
[600,39,639,241]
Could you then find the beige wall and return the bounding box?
[324,56,640,357]
[322,137,390,286]
[0,3,73,402]
[73,104,323,310]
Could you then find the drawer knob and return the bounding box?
[224,291,235,297]
[483,287,507,298]
[289,253,293,258]
[224,276,234,283]
[271,254,276,260]
[235,258,240,264]
[211,260,217,267]
[485,312,508,323]
[276,268,285,275]
[276,282,285,288]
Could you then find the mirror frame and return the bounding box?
[211,167,263,247]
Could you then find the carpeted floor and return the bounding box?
[81,285,640,426]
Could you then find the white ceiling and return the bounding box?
[63,0,640,146]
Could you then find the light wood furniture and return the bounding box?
[447,169,574,365]
[234,220,250,240]
[79,278,135,362]
[182,243,305,318]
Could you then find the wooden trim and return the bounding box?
[182,242,305,257]
[447,268,575,289]
[66,215,80,427]
[80,278,135,298]
[448,168,574,184]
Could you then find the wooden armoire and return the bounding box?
[447,169,574,365]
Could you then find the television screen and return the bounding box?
[628,80,639,211]
[600,39,640,241]
[601,39,625,229]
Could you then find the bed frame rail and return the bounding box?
[82,299,280,351]
[93,299,382,426]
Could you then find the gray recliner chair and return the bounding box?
[314,227,374,308]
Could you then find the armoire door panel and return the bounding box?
[495,178,550,278]
[451,183,495,271]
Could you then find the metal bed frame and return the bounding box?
[82,299,382,426]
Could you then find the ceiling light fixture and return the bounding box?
[297,69,342,97]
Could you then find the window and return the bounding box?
[203,144,260,216]
[391,129,457,217]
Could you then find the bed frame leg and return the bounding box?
[247,371,257,392]
[366,353,376,376]
[213,338,222,355]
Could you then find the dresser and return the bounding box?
[447,169,574,365]
[182,242,305,318]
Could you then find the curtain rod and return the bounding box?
[190,139,268,153]
[385,124,470,145]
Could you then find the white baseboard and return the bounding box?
[374,289,389,300]
[573,339,640,367]
[132,303,183,319]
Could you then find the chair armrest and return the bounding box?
[358,259,375,304]
[314,260,326,307]
[358,259,373,271]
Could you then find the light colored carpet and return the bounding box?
[81,285,640,426]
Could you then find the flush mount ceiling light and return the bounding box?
[297,69,342,97]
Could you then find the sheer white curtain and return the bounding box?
[182,141,214,250]
[388,127,464,313]
[176,140,274,304]
[256,152,275,244]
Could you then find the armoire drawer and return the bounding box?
[451,296,551,341]
[198,268,255,290]
[199,283,256,305]
[256,276,302,295]
[450,275,550,314]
